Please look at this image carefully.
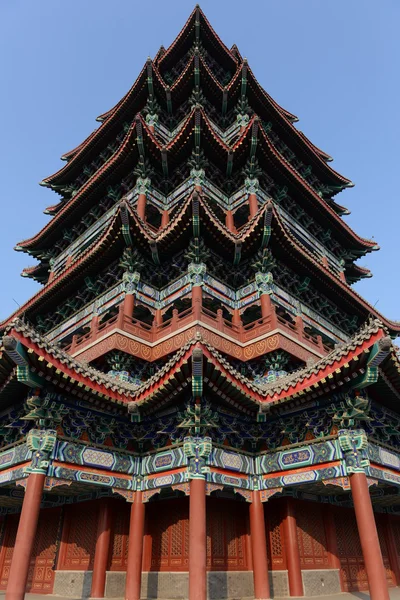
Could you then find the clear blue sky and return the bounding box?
[1,1,399,323]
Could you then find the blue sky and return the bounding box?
[0,0,399,324]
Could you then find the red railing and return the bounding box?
[65,301,329,356]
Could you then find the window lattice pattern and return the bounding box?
[334,508,367,592]
[149,498,247,571]
[266,502,286,570]
[295,502,328,569]
[110,503,130,571]
[206,499,247,571]
[0,516,18,589]
[150,499,189,571]
[61,503,98,570]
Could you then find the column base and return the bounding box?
[301,569,341,597]
[53,568,341,598]
[53,570,93,598]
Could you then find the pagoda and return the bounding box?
[1,6,400,600]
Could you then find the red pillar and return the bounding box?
[91,314,100,334]
[249,491,270,599]
[260,294,271,319]
[6,473,45,600]
[225,210,236,233]
[322,504,344,591]
[125,491,145,600]
[91,499,113,598]
[282,497,303,597]
[137,193,147,220]
[161,210,169,228]
[260,294,276,326]
[124,294,135,319]
[232,309,242,328]
[249,193,258,218]
[192,285,202,320]
[154,309,163,327]
[384,514,400,586]
[294,314,304,336]
[189,478,207,600]
[350,473,390,600]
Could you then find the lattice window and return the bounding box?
[27,509,62,593]
[375,515,395,587]
[110,502,130,571]
[0,516,19,590]
[391,518,400,558]
[60,503,98,570]
[149,498,247,572]
[0,509,61,593]
[333,507,367,592]
[266,501,286,570]
[149,499,190,571]
[206,499,247,571]
[295,502,328,569]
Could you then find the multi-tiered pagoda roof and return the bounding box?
[1,9,400,600]
[1,4,399,401]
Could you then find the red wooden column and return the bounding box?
[282,497,303,597]
[123,294,135,320]
[384,514,400,586]
[225,210,236,233]
[137,193,147,221]
[248,193,258,218]
[161,210,169,228]
[125,491,145,600]
[91,499,113,598]
[260,293,272,320]
[192,284,202,320]
[189,478,207,600]
[322,504,344,591]
[5,473,46,600]
[232,309,242,328]
[350,473,390,600]
[249,490,270,599]
[259,292,277,329]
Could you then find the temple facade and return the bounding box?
[1,6,400,600]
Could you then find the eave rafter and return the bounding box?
[127,319,392,415]
[3,190,400,334]
[17,120,141,252]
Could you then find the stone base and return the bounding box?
[55,568,339,598]
[301,569,341,596]
[207,571,253,599]
[269,571,289,598]
[106,571,254,599]
[53,570,93,598]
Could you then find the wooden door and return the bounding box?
[334,507,368,591]
[109,502,130,571]
[206,498,247,571]
[0,509,61,594]
[265,499,286,570]
[26,508,62,593]
[149,498,190,571]
[375,514,395,588]
[0,515,19,590]
[58,501,99,570]
[295,501,329,569]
